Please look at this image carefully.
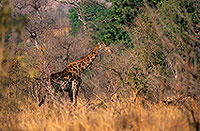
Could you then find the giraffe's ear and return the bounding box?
[102,41,108,46]
[99,41,107,47]
[105,47,113,53]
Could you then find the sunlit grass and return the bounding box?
[1,96,199,131]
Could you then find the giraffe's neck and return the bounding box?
[65,44,101,75]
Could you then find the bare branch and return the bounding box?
[55,0,81,5]
[55,0,88,30]
[74,4,88,31]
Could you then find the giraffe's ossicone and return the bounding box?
[39,42,112,106]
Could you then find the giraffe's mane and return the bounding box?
[66,44,100,66]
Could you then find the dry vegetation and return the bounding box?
[1,94,200,131]
[0,0,200,130]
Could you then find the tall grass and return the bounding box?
[1,95,199,131]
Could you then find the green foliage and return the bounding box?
[69,0,143,46]
[156,0,199,68]
[110,0,143,27]
[68,8,82,34]
[147,0,163,7]
[157,0,199,29]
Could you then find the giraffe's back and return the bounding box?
[50,70,73,92]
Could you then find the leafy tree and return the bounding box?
[69,0,143,46]
[68,8,82,34]
[109,0,143,27]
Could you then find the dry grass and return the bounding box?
[1,95,199,131]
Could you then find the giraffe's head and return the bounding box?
[99,41,112,53]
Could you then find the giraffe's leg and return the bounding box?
[39,95,46,107]
[72,80,78,106]
[72,78,82,106]
[68,89,73,102]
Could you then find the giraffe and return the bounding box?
[39,42,112,106]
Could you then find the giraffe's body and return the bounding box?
[39,42,112,106]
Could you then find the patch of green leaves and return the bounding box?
[69,0,143,46]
